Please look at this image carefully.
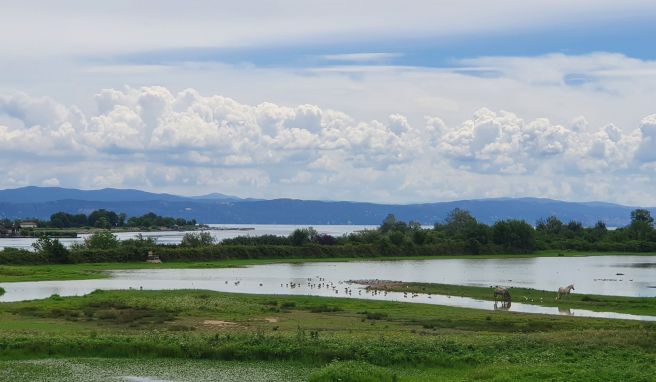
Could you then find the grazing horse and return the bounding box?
[557,284,575,299]
[493,286,511,302]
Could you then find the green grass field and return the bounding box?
[0,289,654,381]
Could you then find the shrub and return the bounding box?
[180,232,215,247]
[0,247,49,264]
[84,231,120,250]
[32,236,70,263]
[290,228,318,246]
[309,361,397,382]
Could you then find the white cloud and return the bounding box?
[635,114,656,163]
[320,53,403,63]
[41,177,60,187]
[1,85,656,205]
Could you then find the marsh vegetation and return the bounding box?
[0,289,654,381]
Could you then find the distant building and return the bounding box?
[19,221,38,229]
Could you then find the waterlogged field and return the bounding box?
[0,289,654,381]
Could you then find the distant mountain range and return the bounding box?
[0,186,652,226]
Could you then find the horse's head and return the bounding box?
[569,284,575,290]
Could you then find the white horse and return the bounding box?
[556,284,575,299]
[494,286,511,302]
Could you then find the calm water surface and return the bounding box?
[1,255,655,321]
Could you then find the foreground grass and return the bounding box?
[0,289,654,381]
[2,357,653,382]
[0,358,314,382]
[356,280,656,316]
[1,250,654,283]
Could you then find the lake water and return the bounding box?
[0,224,377,250]
[1,255,655,321]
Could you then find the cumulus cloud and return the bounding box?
[0,86,655,204]
[635,114,656,163]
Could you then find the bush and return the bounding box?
[0,247,50,264]
[84,231,120,250]
[290,228,317,246]
[32,236,70,263]
[309,361,397,382]
[221,235,291,246]
[180,232,215,247]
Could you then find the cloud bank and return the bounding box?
[1,86,655,205]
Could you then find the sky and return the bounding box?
[1,0,656,205]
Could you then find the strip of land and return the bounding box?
[352,280,656,316]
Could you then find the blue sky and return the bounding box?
[113,17,656,68]
[1,1,656,205]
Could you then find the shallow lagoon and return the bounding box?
[1,255,655,321]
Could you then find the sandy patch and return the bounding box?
[264,317,279,323]
[202,320,237,327]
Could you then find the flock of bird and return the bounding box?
[219,277,438,299]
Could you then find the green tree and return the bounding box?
[444,208,477,233]
[629,209,654,240]
[289,227,318,246]
[536,216,563,236]
[94,217,111,229]
[88,209,119,228]
[84,231,120,250]
[32,236,69,263]
[492,220,536,252]
[379,214,408,233]
[388,231,405,246]
[631,209,654,225]
[591,220,607,240]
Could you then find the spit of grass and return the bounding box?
[0,289,654,381]
[1,250,654,283]
[355,280,656,316]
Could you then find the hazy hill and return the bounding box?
[0,187,652,226]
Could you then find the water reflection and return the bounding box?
[493,301,512,311]
[558,306,572,316]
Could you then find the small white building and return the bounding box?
[19,221,38,229]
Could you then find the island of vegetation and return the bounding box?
[0,209,198,238]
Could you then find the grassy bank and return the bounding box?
[355,280,656,316]
[1,250,654,283]
[0,290,654,381]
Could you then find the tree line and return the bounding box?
[1,208,655,265]
[0,209,197,230]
